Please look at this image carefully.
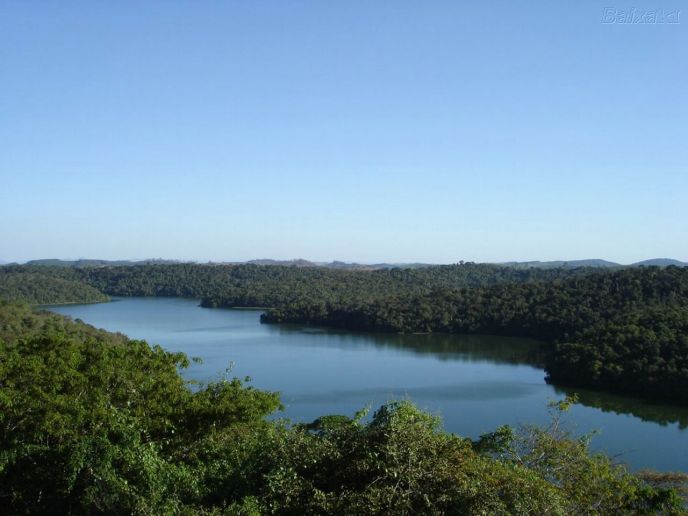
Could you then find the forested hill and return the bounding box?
[0,300,684,513]
[263,266,688,404]
[0,262,598,308]
[0,272,109,305]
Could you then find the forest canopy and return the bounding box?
[0,271,109,305]
[0,262,594,307]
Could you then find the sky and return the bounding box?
[1,1,686,264]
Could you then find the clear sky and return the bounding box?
[1,1,686,264]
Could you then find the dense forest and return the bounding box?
[263,267,688,403]
[0,272,110,305]
[0,301,684,514]
[0,262,594,307]
[2,263,687,404]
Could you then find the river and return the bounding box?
[47,296,688,472]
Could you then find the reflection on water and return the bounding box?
[268,324,541,367]
[554,385,688,430]
[272,324,688,429]
[293,380,540,404]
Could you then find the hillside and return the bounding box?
[633,258,688,267]
[0,272,109,305]
[500,259,621,269]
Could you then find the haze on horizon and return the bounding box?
[1,2,686,264]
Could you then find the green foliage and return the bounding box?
[476,396,684,513]
[637,470,688,507]
[0,302,683,514]
[0,272,109,305]
[245,400,683,515]
[0,302,281,514]
[253,401,562,514]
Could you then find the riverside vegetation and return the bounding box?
[0,300,686,514]
[263,266,688,404]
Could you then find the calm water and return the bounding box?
[48,297,688,472]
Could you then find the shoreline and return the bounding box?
[34,298,111,308]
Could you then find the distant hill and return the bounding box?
[320,261,430,270]
[246,259,319,267]
[631,258,687,267]
[499,259,621,269]
[321,260,373,270]
[23,259,183,268]
[16,258,424,270]
[245,259,429,270]
[9,257,687,270]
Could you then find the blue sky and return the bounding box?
[1,1,686,264]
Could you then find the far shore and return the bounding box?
[35,298,112,308]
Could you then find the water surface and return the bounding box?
[48,297,688,472]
